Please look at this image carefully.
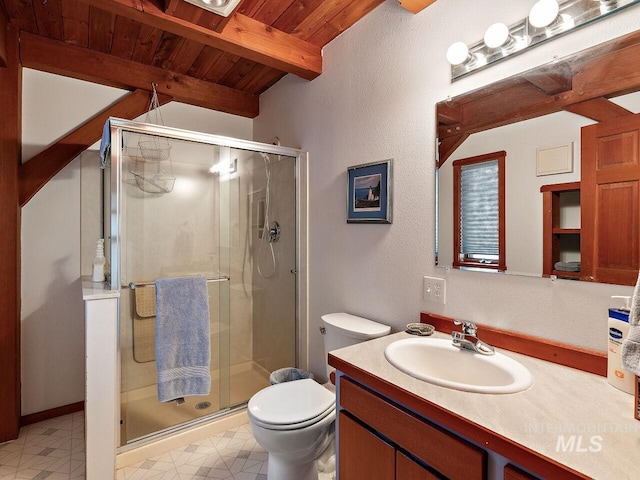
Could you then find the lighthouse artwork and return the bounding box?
[354,174,381,211]
[346,159,393,224]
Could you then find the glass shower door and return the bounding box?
[111,120,302,448]
[118,132,231,445]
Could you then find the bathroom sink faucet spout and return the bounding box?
[452,321,495,355]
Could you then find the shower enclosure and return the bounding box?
[105,119,307,448]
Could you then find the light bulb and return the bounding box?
[484,23,510,49]
[202,0,229,8]
[203,0,229,6]
[446,42,470,66]
[529,0,560,28]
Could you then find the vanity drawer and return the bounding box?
[339,376,486,480]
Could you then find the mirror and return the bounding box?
[436,30,640,285]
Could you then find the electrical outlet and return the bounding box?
[423,276,446,305]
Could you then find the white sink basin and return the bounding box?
[384,338,533,394]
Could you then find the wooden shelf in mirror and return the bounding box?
[541,182,581,279]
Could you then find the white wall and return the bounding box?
[253,0,640,381]
[21,69,253,414]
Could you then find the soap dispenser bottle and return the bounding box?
[608,295,634,394]
[92,238,106,283]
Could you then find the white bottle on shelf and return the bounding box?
[92,238,106,283]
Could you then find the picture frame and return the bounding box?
[347,159,393,224]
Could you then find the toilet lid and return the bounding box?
[248,379,336,427]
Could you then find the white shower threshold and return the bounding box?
[120,361,271,444]
[116,409,249,469]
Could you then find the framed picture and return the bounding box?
[347,159,393,224]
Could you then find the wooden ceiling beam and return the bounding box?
[522,62,573,95]
[164,0,181,15]
[79,0,322,80]
[397,0,438,14]
[20,31,259,117]
[19,89,170,207]
[564,97,634,122]
[437,103,463,126]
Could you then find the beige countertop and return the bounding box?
[329,331,639,479]
[82,277,119,300]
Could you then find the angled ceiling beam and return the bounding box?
[19,89,171,207]
[564,97,634,122]
[438,133,469,167]
[398,0,438,14]
[20,32,258,117]
[79,0,322,80]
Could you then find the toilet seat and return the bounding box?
[248,379,336,431]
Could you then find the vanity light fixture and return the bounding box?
[183,0,242,17]
[446,41,471,66]
[483,23,511,49]
[528,0,560,28]
[446,0,640,81]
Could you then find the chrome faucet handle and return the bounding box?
[453,320,477,336]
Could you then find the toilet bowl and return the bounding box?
[247,313,390,479]
[248,379,336,480]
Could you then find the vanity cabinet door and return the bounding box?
[339,411,395,480]
[504,464,541,480]
[396,451,440,480]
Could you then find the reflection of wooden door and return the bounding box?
[582,113,640,285]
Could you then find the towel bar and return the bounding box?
[127,276,230,289]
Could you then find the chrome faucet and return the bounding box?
[452,320,495,355]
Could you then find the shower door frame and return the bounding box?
[109,118,309,450]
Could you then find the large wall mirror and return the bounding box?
[436,30,640,286]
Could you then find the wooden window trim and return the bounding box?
[453,151,506,271]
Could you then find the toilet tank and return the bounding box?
[321,313,391,378]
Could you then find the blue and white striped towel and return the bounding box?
[155,276,211,402]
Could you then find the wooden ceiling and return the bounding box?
[1,0,436,118]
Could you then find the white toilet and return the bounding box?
[247,312,391,480]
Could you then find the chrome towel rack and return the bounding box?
[127,276,230,289]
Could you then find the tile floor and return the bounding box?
[0,411,85,480]
[0,412,336,480]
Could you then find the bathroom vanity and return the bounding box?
[329,319,639,479]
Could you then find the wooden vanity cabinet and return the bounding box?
[504,464,540,480]
[338,376,486,480]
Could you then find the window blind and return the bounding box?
[459,160,499,256]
